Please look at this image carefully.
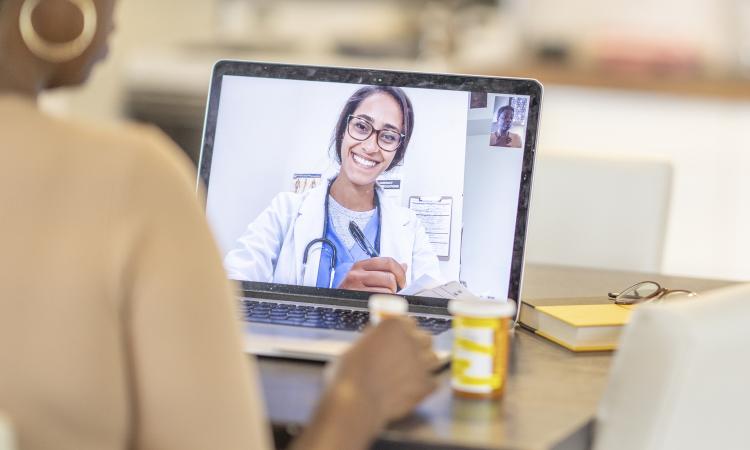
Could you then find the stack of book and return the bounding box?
[518,297,636,352]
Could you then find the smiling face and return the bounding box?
[338,92,403,187]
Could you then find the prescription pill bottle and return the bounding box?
[448,299,515,399]
[368,294,408,325]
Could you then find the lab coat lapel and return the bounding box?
[292,183,328,285]
[379,191,413,280]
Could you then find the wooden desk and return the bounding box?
[257,264,734,450]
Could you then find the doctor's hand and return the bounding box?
[339,257,407,293]
[291,316,440,450]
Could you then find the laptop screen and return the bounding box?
[200,62,541,306]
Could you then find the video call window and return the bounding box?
[206,76,529,299]
[489,95,528,148]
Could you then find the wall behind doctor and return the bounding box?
[460,95,525,299]
[205,78,468,279]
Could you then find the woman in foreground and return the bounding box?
[0,1,439,449]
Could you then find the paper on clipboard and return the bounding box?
[408,196,453,260]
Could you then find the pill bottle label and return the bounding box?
[451,316,508,398]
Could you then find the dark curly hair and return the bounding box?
[331,86,414,171]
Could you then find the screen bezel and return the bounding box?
[198,60,542,312]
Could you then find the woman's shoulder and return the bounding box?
[268,183,327,215]
[378,193,419,224]
[77,119,191,172]
[48,117,200,217]
[1,97,195,203]
[10,98,194,181]
[268,191,303,213]
[60,117,196,193]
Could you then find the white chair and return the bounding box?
[0,412,16,450]
[593,283,750,450]
[525,153,672,273]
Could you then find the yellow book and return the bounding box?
[519,297,635,352]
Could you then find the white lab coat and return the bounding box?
[224,182,442,287]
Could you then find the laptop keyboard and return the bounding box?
[241,299,451,335]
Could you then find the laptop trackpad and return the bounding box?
[243,322,452,364]
[243,322,359,361]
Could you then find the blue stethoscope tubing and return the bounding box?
[301,178,382,289]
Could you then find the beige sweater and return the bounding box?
[0,95,272,450]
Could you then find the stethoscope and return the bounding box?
[301,178,382,288]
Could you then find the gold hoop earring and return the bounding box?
[19,0,97,63]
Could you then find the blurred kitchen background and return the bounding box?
[41,0,750,282]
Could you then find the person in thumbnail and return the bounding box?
[490,105,522,148]
[224,86,441,293]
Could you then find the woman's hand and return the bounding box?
[291,316,441,450]
[339,257,407,293]
[334,316,441,424]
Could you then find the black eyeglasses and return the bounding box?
[347,115,405,152]
[608,281,698,305]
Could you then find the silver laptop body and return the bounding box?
[199,61,542,361]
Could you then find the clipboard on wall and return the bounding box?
[408,196,453,261]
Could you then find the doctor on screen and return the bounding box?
[224,86,441,293]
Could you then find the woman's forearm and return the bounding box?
[290,380,381,450]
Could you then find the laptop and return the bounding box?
[198,61,542,361]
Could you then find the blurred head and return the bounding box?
[0,0,117,91]
[494,105,514,134]
[332,86,414,187]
